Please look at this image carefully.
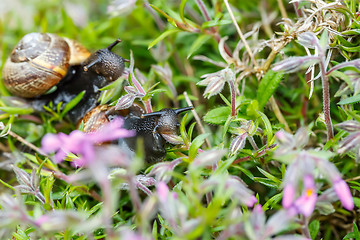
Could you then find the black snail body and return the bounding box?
[82,104,193,163]
[2,32,126,123]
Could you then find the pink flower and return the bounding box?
[41,118,134,167]
[332,177,354,210]
[156,181,169,203]
[293,175,317,217]
[282,185,295,209]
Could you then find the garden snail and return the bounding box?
[2,32,126,123]
[81,104,193,163]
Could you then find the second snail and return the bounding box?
[2,32,191,163]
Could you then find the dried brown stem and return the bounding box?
[8,131,50,158]
[224,0,258,68]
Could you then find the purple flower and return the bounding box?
[332,177,354,210]
[156,181,170,203]
[244,204,299,239]
[292,175,317,217]
[275,128,354,215]
[41,118,134,167]
[282,184,295,209]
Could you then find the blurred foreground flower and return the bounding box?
[275,128,354,216]
[107,0,137,16]
[147,158,182,183]
[218,205,307,240]
[41,118,134,167]
[202,174,257,207]
[156,181,201,236]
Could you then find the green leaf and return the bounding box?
[257,111,273,146]
[353,222,360,240]
[152,220,158,240]
[338,94,360,105]
[339,44,360,52]
[309,220,320,240]
[319,29,329,50]
[353,197,360,209]
[180,112,191,145]
[202,19,232,28]
[233,165,254,180]
[344,222,360,240]
[262,193,282,210]
[179,0,189,23]
[150,4,177,26]
[187,34,211,59]
[0,106,33,115]
[256,167,282,185]
[61,90,85,117]
[257,70,284,110]
[148,28,181,49]
[189,133,210,160]
[253,177,279,188]
[341,29,360,35]
[203,106,231,125]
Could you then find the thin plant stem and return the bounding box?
[196,0,233,57]
[100,178,115,237]
[195,0,211,21]
[277,0,288,19]
[137,182,153,196]
[184,91,212,148]
[144,0,165,30]
[224,0,258,68]
[129,51,153,113]
[248,136,259,151]
[269,96,291,132]
[301,216,311,239]
[292,2,303,17]
[128,175,142,212]
[319,57,334,140]
[232,144,276,165]
[228,79,237,117]
[326,59,360,75]
[8,130,50,158]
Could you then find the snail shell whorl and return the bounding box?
[81,105,111,132]
[2,33,90,98]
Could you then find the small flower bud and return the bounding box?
[272,56,319,73]
[124,86,138,95]
[229,133,248,156]
[160,133,184,145]
[336,120,360,132]
[115,94,136,110]
[297,32,319,49]
[191,149,226,169]
[203,78,226,98]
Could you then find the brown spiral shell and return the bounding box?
[2,33,90,98]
